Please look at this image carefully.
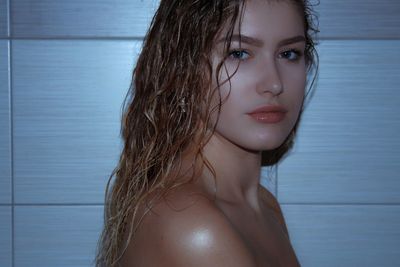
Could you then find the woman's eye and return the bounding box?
[279,49,303,61]
[229,50,250,60]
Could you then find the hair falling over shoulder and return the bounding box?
[94,1,319,266]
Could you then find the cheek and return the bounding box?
[210,64,243,111]
[283,64,306,99]
[279,65,307,127]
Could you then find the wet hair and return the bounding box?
[94,0,319,266]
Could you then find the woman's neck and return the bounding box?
[198,132,263,212]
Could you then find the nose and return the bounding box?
[256,60,283,96]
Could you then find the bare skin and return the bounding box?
[214,185,300,266]
[121,0,305,266]
[120,181,300,266]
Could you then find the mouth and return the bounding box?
[247,105,287,123]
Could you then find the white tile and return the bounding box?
[0,206,12,267]
[10,0,400,39]
[0,0,7,37]
[279,40,400,203]
[317,0,400,38]
[13,40,141,203]
[15,205,104,267]
[0,40,10,204]
[12,0,158,37]
[282,205,400,267]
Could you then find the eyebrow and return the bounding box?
[278,35,306,47]
[220,34,263,47]
[218,34,306,47]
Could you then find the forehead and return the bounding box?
[221,0,304,44]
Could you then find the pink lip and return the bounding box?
[247,105,287,123]
[248,105,288,114]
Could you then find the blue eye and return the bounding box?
[279,49,302,61]
[229,50,250,60]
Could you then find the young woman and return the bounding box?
[95,0,318,266]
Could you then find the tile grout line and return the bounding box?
[0,36,400,41]
[7,0,14,266]
[280,203,400,206]
[4,203,104,207]
[0,36,146,41]
[1,203,400,206]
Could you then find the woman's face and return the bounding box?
[209,0,306,152]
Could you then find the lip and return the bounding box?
[247,105,287,123]
[248,105,288,114]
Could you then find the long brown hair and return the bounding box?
[94,0,319,266]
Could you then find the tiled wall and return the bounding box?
[0,0,399,266]
[278,1,400,266]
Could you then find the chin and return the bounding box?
[256,132,289,150]
[238,136,288,153]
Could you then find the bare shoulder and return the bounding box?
[258,184,280,212]
[258,185,289,235]
[121,184,257,267]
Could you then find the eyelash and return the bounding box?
[279,49,303,62]
[228,50,251,60]
[227,48,303,62]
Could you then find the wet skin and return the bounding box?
[215,185,301,266]
[121,0,306,265]
[121,183,301,266]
